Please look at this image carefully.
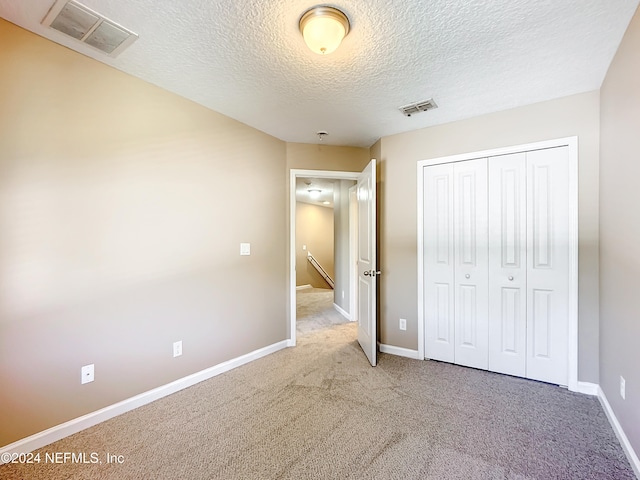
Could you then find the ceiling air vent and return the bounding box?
[42,0,138,57]
[399,98,438,117]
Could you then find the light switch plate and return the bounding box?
[240,243,251,256]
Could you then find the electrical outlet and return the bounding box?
[620,376,626,400]
[81,364,94,384]
[240,243,251,256]
[173,341,183,358]
[399,318,407,331]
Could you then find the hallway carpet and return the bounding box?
[296,287,350,334]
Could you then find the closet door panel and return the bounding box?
[526,147,569,385]
[454,158,489,370]
[424,164,455,362]
[488,154,527,376]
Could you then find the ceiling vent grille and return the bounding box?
[42,0,138,57]
[399,99,438,117]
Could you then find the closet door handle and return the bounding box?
[465,274,470,279]
[508,276,514,281]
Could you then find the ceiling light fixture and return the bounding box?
[308,188,322,199]
[299,6,350,55]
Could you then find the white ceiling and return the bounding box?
[1,0,638,147]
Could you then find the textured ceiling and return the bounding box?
[1,0,638,147]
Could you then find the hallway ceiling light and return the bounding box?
[299,6,350,55]
[308,188,322,199]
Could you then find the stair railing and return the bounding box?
[307,252,334,289]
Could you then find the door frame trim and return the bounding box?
[416,136,579,391]
[289,169,360,347]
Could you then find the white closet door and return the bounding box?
[526,147,569,385]
[424,163,455,362]
[488,153,527,376]
[453,159,489,370]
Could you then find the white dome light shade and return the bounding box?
[299,6,350,55]
[308,188,322,199]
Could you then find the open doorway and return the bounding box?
[294,175,356,335]
[289,169,360,345]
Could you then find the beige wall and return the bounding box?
[600,5,640,456]
[0,20,287,447]
[376,91,601,383]
[295,202,334,288]
[286,143,370,172]
[370,140,382,164]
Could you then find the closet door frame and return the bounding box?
[417,136,578,391]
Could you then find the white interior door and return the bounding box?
[488,153,527,376]
[453,159,489,369]
[357,160,377,367]
[526,147,569,385]
[424,163,455,362]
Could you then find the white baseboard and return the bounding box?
[597,386,640,478]
[296,284,312,290]
[333,303,351,321]
[378,343,421,360]
[0,339,290,463]
[575,381,599,396]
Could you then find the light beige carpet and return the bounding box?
[296,287,350,334]
[0,317,635,479]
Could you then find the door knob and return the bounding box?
[465,274,470,279]
[364,270,382,277]
[508,276,514,281]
